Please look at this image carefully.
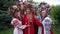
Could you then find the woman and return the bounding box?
[40,10,53,34]
[9,5,29,34]
[20,3,25,18]
[17,3,25,18]
[22,5,42,34]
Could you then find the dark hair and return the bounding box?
[40,10,47,16]
[39,2,46,7]
[25,5,30,10]
[14,8,19,15]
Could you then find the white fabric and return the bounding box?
[11,18,27,34]
[38,27,42,34]
[42,17,52,34]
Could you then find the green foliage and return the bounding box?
[27,0,33,3]
[0,27,60,34]
[0,0,17,11]
[0,0,17,30]
[0,28,13,34]
[52,26,60,34]
[51,5,60,24]
[0,10,12,30]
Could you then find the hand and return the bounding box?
[26,25,30,27]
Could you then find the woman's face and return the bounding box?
[41,11,47,17]
[26,8,30,14]
[14,12,19,18]
[41,5,45,8]
[21,5,24,10]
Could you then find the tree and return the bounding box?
[51,5,60,25]
[0,0,17,11]
[0,0,17,30]
[27,0,33,3]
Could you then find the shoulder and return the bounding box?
[12,18,18,21]
[11,18,18,25]
[44,17,52,22]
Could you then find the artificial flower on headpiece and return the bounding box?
[8,5,19,16]
[13,5,17,9]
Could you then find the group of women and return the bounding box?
[8,2,53,34]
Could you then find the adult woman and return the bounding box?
[22,5,42,34]
[9,5,29,34]
[40,10,53,34]
[17,2,25,18]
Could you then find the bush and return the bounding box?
[51,5,60,26]
[0,10,12,30]
[0,0,17,30]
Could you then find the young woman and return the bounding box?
[17,3,25,18]
[9,6,29,34]
[22,6,42,34]
[40,10,53,34]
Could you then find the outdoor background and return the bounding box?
[0,0,60,34]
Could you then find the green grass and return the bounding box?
[0,27,60,34]
[0,28,13,34]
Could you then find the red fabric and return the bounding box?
[50,28,54,34]
[13,20,19,26]
[32,14,42,26]
[22,14,42,34]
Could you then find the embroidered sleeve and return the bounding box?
[13,20,19,26]
[12,20,27,29]
[19,25,27,29]
[44,18,52,25]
